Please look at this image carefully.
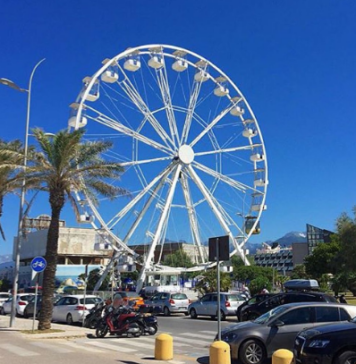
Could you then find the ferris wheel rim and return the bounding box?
[69,44,268,276]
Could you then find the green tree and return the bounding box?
[0,139,25,240]
[304,239,340,279]
[78,268,111,291]
[26,129,127,330]
[249,276,271,296]
[164,250,193,268]
[290,264,309,280]
[194,269,231,295]
[337,208,356,273]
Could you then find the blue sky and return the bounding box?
[1,1,355,255]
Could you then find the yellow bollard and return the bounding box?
[155,333,173,360]
[210,340,231,364]
[272,349,294,364]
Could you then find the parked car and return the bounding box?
[294,316,356,364]
[52,295,102,324]
[220,302,356,364]
[113,291,145,310]
[144,292,191,316]
[237,291,338,321]
[0,293,34,316]
[0,292,11,307]
[188,292,246,320]
[23,294,62,318]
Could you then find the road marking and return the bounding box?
[115,338,155,350]
[85,341,137,353]
[55,341,105,353]
[200,330,218,334]
[168,361,186,364]
[0,344,39,356]
[183,332,215,340]
[31,342,74,353]
[172,336,211,346]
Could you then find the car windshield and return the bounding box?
[226,294,241,301]
[171,293,187,300]
[79,297,102,305]
[254,305,290,324]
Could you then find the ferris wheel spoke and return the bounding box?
[187,165,249,264]
[120,155,172,167]
[90,112,172,155]
[193,161,259,193]
[122,172,169,244]
[107,163,176,230]
[180,172,206,263]
[181,74,206,145]
[137,164,183,292]
[155,56,179,147]
[189,103,236,148]
[194,143,262,157]
[117,65,176,150]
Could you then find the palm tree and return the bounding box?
[0,139,25,241]
[26,128,127,330]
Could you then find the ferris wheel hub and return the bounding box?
[178,145,195,164]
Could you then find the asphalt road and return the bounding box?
[0,314,238,364]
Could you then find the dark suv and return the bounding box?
[237,291,338,321]
[294,317,356,364]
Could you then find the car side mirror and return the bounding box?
[270,319,284,327]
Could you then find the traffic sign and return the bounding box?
[31,256,47,273]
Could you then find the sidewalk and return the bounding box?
[0,315,89,339]
[0,315,206,364]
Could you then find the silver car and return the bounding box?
[145,292,190,316]
[188,292,246,320]
[220,302,356,364]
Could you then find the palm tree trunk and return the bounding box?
[0,195,6,240]
[38,191,64,330]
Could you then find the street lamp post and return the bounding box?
[0,58,45,327]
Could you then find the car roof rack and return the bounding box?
[283,279,320,291]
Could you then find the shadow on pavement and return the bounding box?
[197,356,209,364]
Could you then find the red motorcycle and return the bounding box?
[95,305,141,338]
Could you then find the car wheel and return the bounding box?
[184,312,189,316]
[66,313,74,325]
[219,310,226,321]
[163,306,170,316]
[190,308,197,319]
[0,307,5,315]
[23,309,28,319]
[240,339,266,364]
[336,351,356,364]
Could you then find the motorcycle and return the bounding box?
[135,304,161,335]
[84,302,105,329]
[95,305,141,338]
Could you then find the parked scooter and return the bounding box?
[85,301,105,329]
[95,305,141,338]
[135,305,161,335]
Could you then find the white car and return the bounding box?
[0,292,11,307]
[52,295,102,324]
[0,294,34,316]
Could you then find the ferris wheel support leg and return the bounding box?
[136,164,183,293]
[93,258,115,293]
[187,165,250,266]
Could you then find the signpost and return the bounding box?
[208,235,229,341]
[30,256,47,332]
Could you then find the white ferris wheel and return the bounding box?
[68,44,268,291]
